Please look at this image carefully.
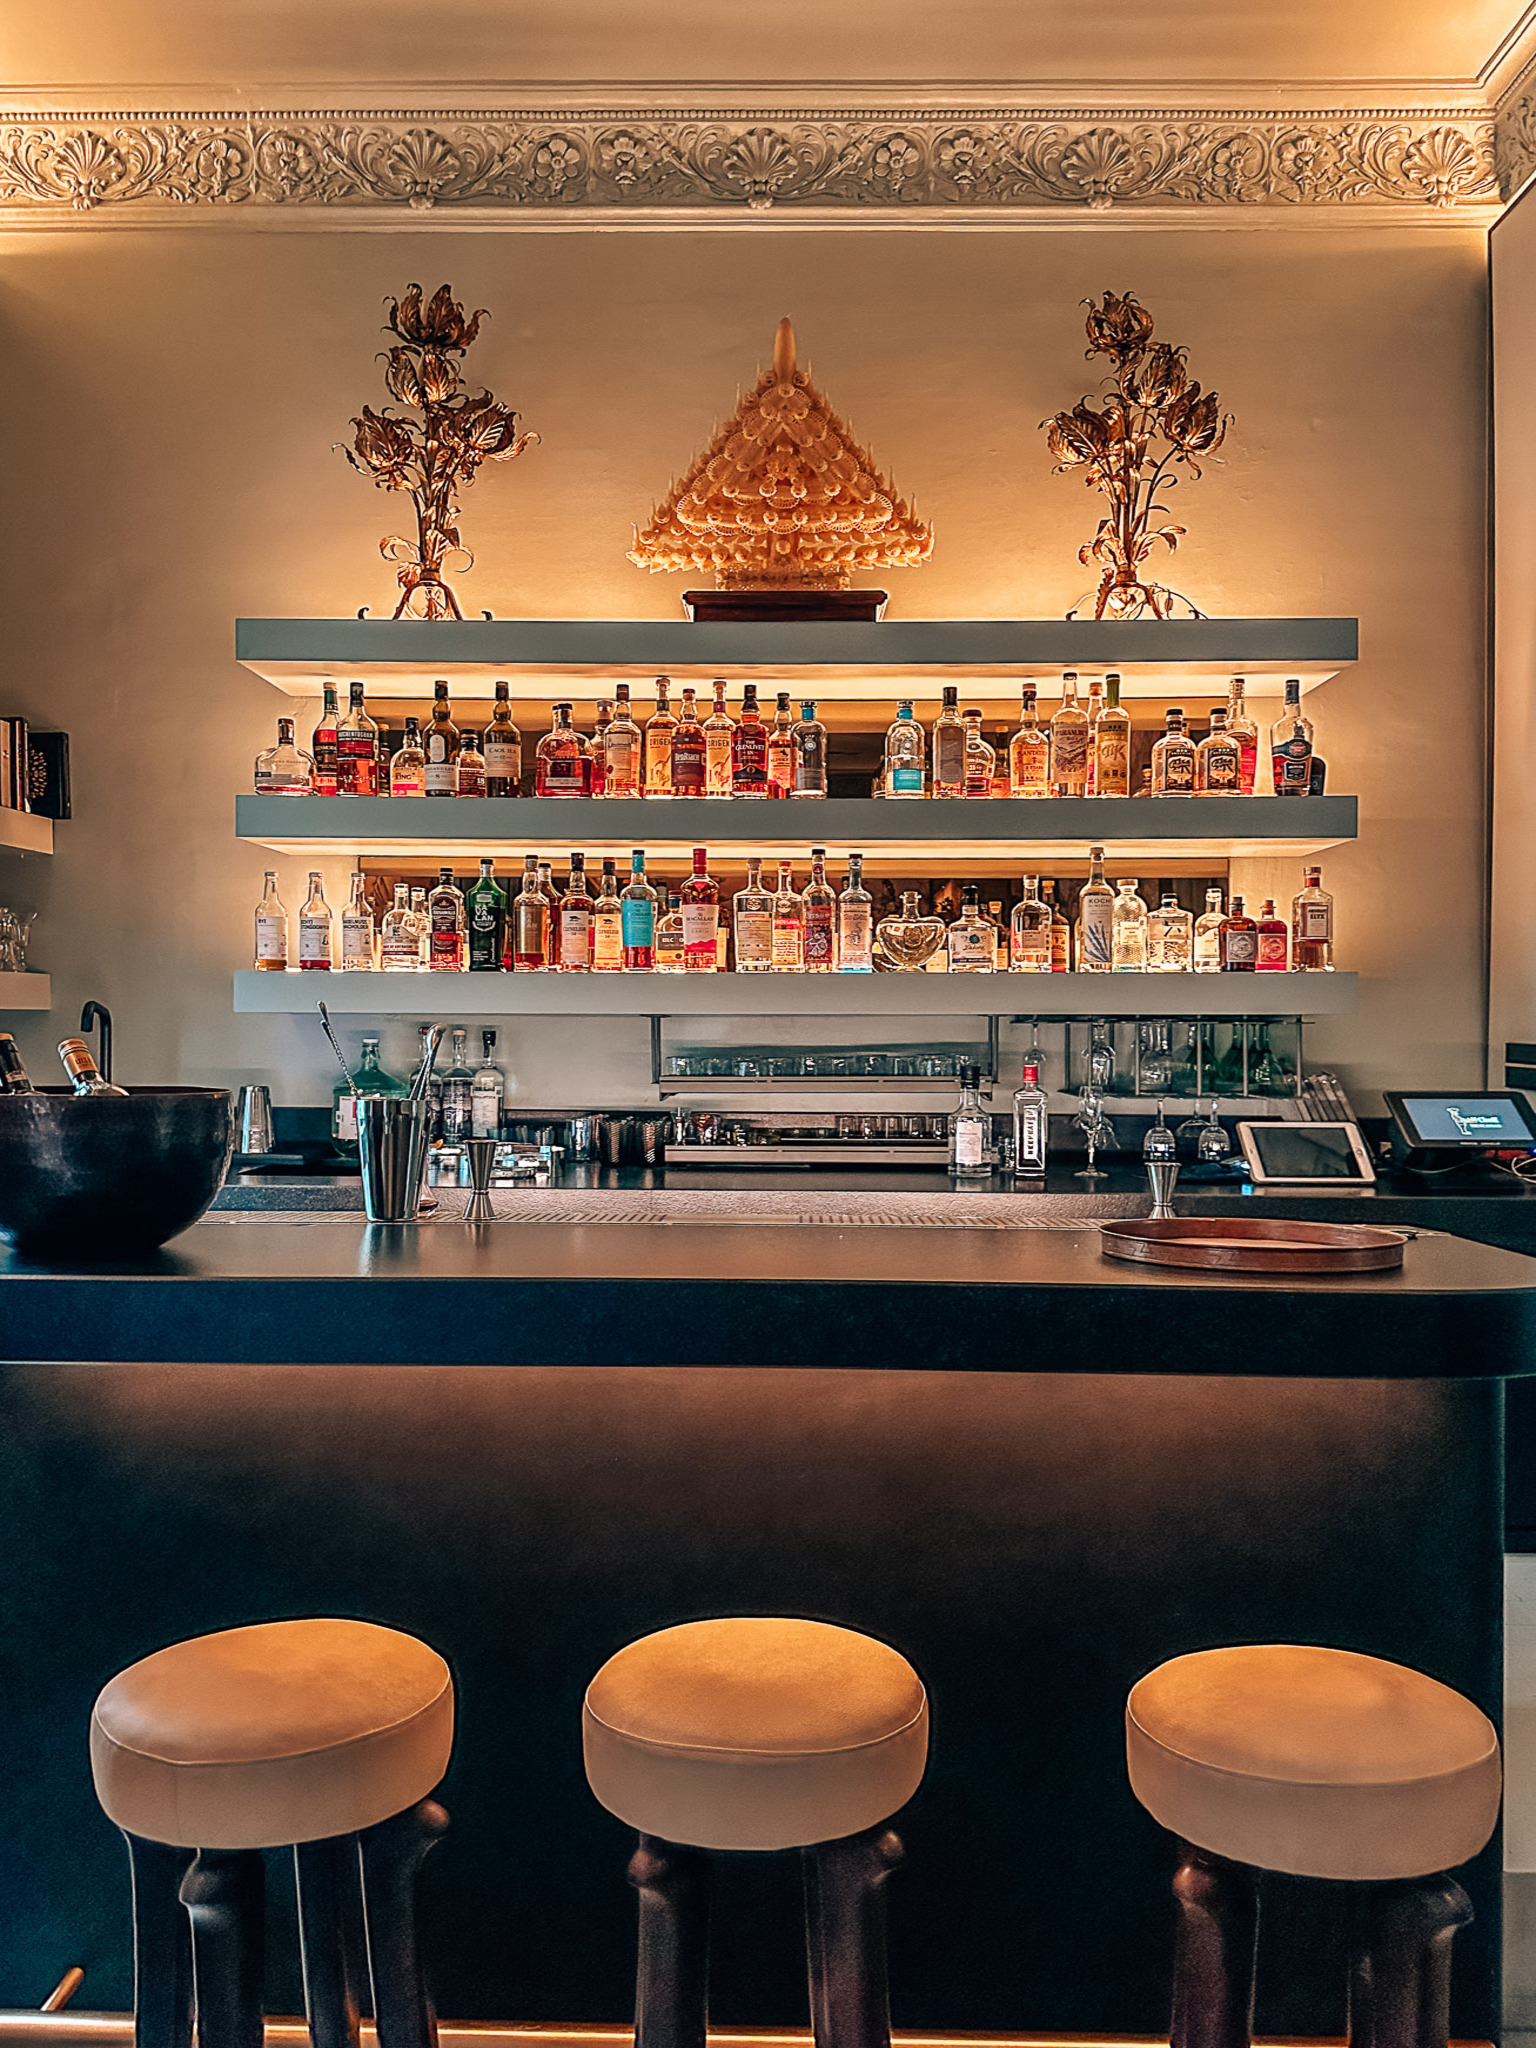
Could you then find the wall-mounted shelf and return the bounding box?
[235,793,1358,864]
[0,810,52,856]
[235,616,1357,705]
[233,968,1357,1018]
[0,972,50,1010]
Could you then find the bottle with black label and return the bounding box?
[483,683,522,797]
[467,856,506,970]
[424,682,461,797]
[0,1033,36,1093]
[1269,679,1314,797]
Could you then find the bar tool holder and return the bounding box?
[462,1137,499,1222]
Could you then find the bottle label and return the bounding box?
[298,915,330,963]
[1224,929,1259,966]
[1258,930,1288,968]
[540,757,589,796]
[1095,733,1129,793]
[672,739,706,794]
[484,741,520,778]
[646,734,673,787]
[1013,1104,1048,1172]
[342,917,373,967]
[734,908,773,965]
[382,934,419,967]
[890,765,924,795]
[621,898,655,948]
[424,757,458,795]
[1236,738,1258,791]
[514,899,547,960]
[592,916,623,971]
[934,727,966,787]
[681,903,718,961]
[949,924,991,966]
[705,733,734,789]
[733,729,767,789]
[255,914,286,962]
[336,738,378,796]
[1274,738,1313,792]
[804,906,836,966]
[559,906,590,966]
[1201,742,1241,791]
[312,738,338,794]
[837,905,872,967]
[606,734,638,788]
[335,1092,357,1142]
[1050,722,1089,784]
[1080,898,1113,968]
[429,931,461,970]
[952,1122,984,1167]
[1012,928,1051,970]
[391,762,424,796]
[1157,751,1196,794]
[471,1080,501,1137]
[772,920,802,967]
[1298,903,1332,939]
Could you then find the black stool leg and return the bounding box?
[1348,1875,1473,2048]
[628,1835,712,2048]
[1170,1841,1259,2048]
[179,1849,265,2048]
[123,1835,195,2048]
[803,1825,904,2048]
[295,1836,364,2048]
[359,1799,448,2048]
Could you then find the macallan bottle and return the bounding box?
[733,857,774,973]
[512,855,548,970]
[1256,897,1289,971]
[679,846,720,972]
[1093,675,1131,797]
[802,847,837,971]
[298,870,333,970]
[836,853,873,972]
[766,692,796,798]
[1048,673,1090,797]
[1193,886,1225,973]
[536,703,592,798]
[557,854,592,971]
[1077,846,1114,972]
[932,686,967,797]
[1195,706,1241,794]
[424,683,460,797]
[428,866,466,971]
[389,718,426,796]
[254,871,288,971]
[1009,688,1050,798]
[455,730,487,798]
[341,870,376,971]
[604,684,643,799]
[771,861,804,967]
[1151,707,1197,796]
[703,682,735,799]
[644,678,677,798]
[621,849,658,969]
[671,688,707,798]
[733,685,769,796]
[310,683,340,796]
[592,859,624,972]
[1218,892,1258,972]
[335,682,379,795]
[1292,865,1334,971]
[484,682,523,797]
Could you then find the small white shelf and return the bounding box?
[233,968,1357,1019]
[0,972,50,1010]
[0,810,52,856]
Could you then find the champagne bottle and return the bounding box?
[0,1033,36,1093]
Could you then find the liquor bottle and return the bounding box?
[961,709,996,797]
[732,684,769,797]
[254,871,289,971]
[604,684,643,799]
[1093,675,1131,797]
[455,731,487,798]
[1077,846,1114,972]
[620,849,658,970]
[703,681,735,799]
[1048,672,1090,797]
[334,682,379,796]
[1045,881,1071,971]
[1083,676,1105,792]
[1270,680,1314,797]
[1193,887,1225,973]
[380,883,420,971]
[874,892,946,971]
[771,862,804,968]
[946,885,996,972]
[467,856,506,970]
[428,866,466,971]
[512,855,548,970]
[1011,1062,1049,1176]
[471,1029,506,1137]
[884,700,926,798]
[538,860,560,967]
[341,871,376,971]
[557,853,593,971]
[1111,879,1148,971]
[1009,874,1052,972]
[949,1064,991,1180]
[1292,866,1334,971]
[1009,686,1051,798]
[409,887,430,967]
[57,1037,129,1096]
[1256,898,1289,972]
[791,701,828,797]
[536,702,592,798]
[1194,706,1241,794]
[679,847,720,972]
[1219,892,1259,972]
[1147,893,1194,971]
[836,854,874,972]
[671,688,707,798]
[655,893,686,972]
[255,716,315,796]
[298,871,333,970]
[1309,749,1328,796]
[424,683,461,797]
[592,858,624,971]
[1226,678,1259,793]
[590,701,611,798]
[389,718,426,796]
[932,686,967,797]
[801,847,837,971]
[644,678,677,798]
[765,691,796,798]
[484,682,523,797]
[0,1034,36,1093]
[733,857,774,973]
[310,684,340,796]
[440,1027,475,1142]
[332,1034,407,1145]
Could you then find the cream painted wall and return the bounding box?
[0,223,1488,1110]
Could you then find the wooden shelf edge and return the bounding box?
[0,972,51,1011]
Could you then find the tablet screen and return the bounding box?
[1397,1095,1536,1145]
[1244,1124,1366,1179]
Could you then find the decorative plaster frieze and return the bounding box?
[1497,75,1536,195]
[0,105,1500,218]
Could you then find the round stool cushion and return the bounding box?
[583,1617,928,1851]
[91,1619,454,1850]
[1126,1645,1500,1881]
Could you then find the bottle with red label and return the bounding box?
[671,688,707,798]
[766,691,795,798]
[1256,898,1289,971]
[427,867,466,972]
[1218,893,1258,972]
[556,854,593,971]
[679,846,720,972]
[732,685,769,797]
[335,682,379,795]
[801,847,837,971]
[536,702,593,798]
[310,683,339,796]
[1269,680,1314,796]
[1225,677,1259,793]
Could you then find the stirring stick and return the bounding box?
[411,1024,445,1102]
[316,1001,357,1093]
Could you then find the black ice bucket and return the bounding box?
[0,1087,235,1260]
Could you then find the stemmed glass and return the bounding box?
[1074,1084,1118,1180]
[1197,1101,1233,1165]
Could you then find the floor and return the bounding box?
[1507,1556,1536,2031]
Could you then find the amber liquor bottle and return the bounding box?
[1218,893,1258,972]
[511,855,548,971]
[483,682,523,797]
[310,683,339,796]
[1256,897,1288,971]
[766,691,795,798]
[335,683,379,795]
[428,867,466,972]
[644,678,677,798]
[679,846,720,972]
[1291,866,1334,971]
[801,848,837,971]
[671,687,707,798]
[424,682,460,797]
[732,685,769,797]
[557,854,592,971]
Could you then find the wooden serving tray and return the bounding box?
[1100,1216,1408,1274]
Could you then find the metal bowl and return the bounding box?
[0,1087,235,1259]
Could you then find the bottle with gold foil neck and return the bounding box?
[0,1033,36,1093]
[57,1038,128,1096]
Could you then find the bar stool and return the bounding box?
[1126,1645,1501,2048]
[583,1617,928,2048]
[90,1619,455,2048]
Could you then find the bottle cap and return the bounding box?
[1022,1063,1039,1084]
[960,1063,980,1086]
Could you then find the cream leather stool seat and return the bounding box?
[1126,1644,1501,1882]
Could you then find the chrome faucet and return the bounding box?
[80,1001,113,1084]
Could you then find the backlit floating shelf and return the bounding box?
[235,616,1358,706]
[0,972,51,1010]
[0,810,52,856]
[235,794,1358,866]
[232,969,1357,1019]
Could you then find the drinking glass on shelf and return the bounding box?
[1137,1022,1175,1095]
[1197,1102,1233,1164]
[1084,1023,1115,1094]
[1175,1099,1209,1158]
[1074,1086,1118,1180]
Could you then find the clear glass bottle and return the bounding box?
[703,681,735,799]
[732,684,768,796]
[380,882,419,971]
[1219,893,1259,972]
[620,849,658,970]
[1193,887,1225,973]
[1048,672,1090,797]
[884,700,927,799]
[455,730,486,798]
[1195,706,1242,795]
[511,854,548,971]
[932,686,967,797]
[1011,1061,1049,1175]
[1256,897,1289,972]
[1082,676,1105,791]
[335,682,379,796]
[590,700,611,798]
[484,682,522,798]
[875,892,947,971]
[57,1037,128,1096]
[1225,677,1259,794]
[254,871,288,971]
[557,853,592,971]
[428,866,466,972]
[471,1028,506,1136]
[389,717,426,796]
[409,886,431,968]
[766,691,796,798]
[310,683,340,796]
[836,853,874,972]
[467,856,506,971]
[679,846,719,971]
[671,688,707,798]
[1147,893,1194,972]
[424,682,460,797]
[1008,686,1051,798]
[439,1027,475,1142]
[604,683,643,799]
[733,857,774,973]
[1292,865,1334,971]
[961,709,996,797]
[949,1063,992,1179]
[771,861,804,968]
[1045,880,1071,972]
[1093,674,1131,798]
[1111,879,1148,971]
[791,701,828,797]
[298,870,333,970]
[1009,874,1052,972]
[1270,679,1314,797]
[801,847,837,971]
[592,858,624,971]
[947,884,997,972]
[655,893,685,972]
[1151,708,1197,796]
[341,870,376,971]
[644,677,677,798]
[255,716,315,796]
[333,1035,407,1145]
[1077,845,1114,972]
[536,702,592,798]
[415,1022,444,1139]
[538,860,560,967]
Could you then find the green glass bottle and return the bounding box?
[332,1035,408,1149]
[467,855,507,972]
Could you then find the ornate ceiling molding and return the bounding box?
[0,104,1499,221]
[1496,64,1536,196]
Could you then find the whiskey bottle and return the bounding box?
[949,1064,991,1179]
[604,684,643,799]
[592,858,624,972]
[255,717,315,796]
[455,731,487,798]
[802,848,837,971]
[1270,679,1314,796]
[620,849,658,969]
[1193,887,1225,973]
[467,856,506,970]
[484,682,523,797]
[884,700,927,799]
[590,701,611,798]
[1093,674,1131,798]
[471,1029,506,1137]
[655,893,686,972]
[732,684,769,797]
[1218,893,1259,972]
[1195,706,1242,794]
[0,1033,36,1093]
[389,718,426,796]
[1151,708,1197,796]
[1225,678,1259,793]
[733,857,774,973]
[1048,672,1090,797]
[310,684,340,795]
[335,682,379,796]
[1111,879,1148,971]
[961,709,996,797]
[1292,865,1334,971]
[671,688,707,798]
[946,885,997,972]
[771,862,804,968]
[1009,875,1052,972]
[341,871,376,971]
[792,702,828,797]
[703,681,735,799]
[1008,687,1051,799]
[680,846,720,972]
[298,870,333,970]
[536,702,592,798]
[424,683,461,797]
[836,854,874,972]
[254,871,289,972]
[1256,897,1289,971]
[933,686,967,797]
[1011,1062,1049,1175]
[428,867,467,971]
[57,1038,129,1096]
[440,1027,475,1142]
[511,855,548,970]
[1077,846,1114,972]
[1147,893,1194,972]
[380,883,421,971]
[766,691,796,798]
[644,678,677,798]
[557,853,593,971]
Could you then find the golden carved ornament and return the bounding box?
[629,318,933,591]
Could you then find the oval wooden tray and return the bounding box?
[1100,1216,1408,1274]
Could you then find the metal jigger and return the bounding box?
[462,1137,499,1222]
[1146,1159,1181,1220]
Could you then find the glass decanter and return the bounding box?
[875,891,948,971]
